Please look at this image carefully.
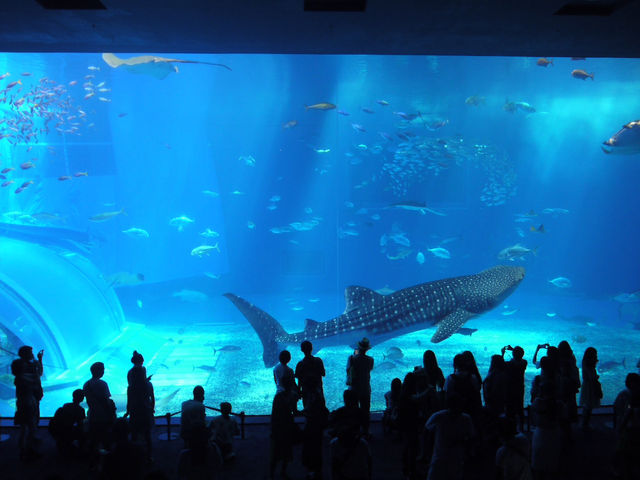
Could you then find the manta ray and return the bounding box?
[225,265,525,367]
[102,53,231,80]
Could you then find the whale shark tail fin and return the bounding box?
[223,293,288,367]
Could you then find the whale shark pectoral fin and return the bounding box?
[344,285,384,313]
[431,309,474,343]
[305,318,320,331]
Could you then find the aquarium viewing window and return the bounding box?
[0,53,638,417]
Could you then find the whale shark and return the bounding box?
[224,265,525,367]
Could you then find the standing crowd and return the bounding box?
[8,338,640,479]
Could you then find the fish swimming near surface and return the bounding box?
[102,53,231,80]
[602,120,640,155]
[536,58,553,67]
[122,227,149,238]
[225,265,525,367]
[89,208,125,222]
[571,69,594,80]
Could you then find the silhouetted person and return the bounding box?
[445,353,482,419]
[48,388,86,457]
[83,361,115,458]
[398,371,421,480]
[422,350,446,392]
[556,341,580,425]
[274,350,294,394]
[383,377,402,435]
[530,357,558,404]
[302,394,328,480]
[425,392,475,480]
[209,401,239,463]
[495,415,532,480]
[503,345,527,431]
[613,374,640,480]
[274,349,299,410]
[531,382,564,480]
[177,424,222,480]
[614,373,640,430]
[329,389,367,438]
[461,350,483,387]
[270,390,296,480]
[11,345,44,461]
[295,340,326,410]
[181,386,206,446]
[484,355,507,417]
[346,337,374,435]
[126,350,155,462]
[330,424,372,480]
[102,418,146,480]
[580,346,602,429]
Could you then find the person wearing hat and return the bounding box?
[346,337,374,435]
[11,345,44,461]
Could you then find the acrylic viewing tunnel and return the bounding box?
[0,232,124,380]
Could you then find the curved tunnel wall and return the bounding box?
[0,237,124,376]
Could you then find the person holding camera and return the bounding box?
[11,345,44,461]
[502,345,527,431]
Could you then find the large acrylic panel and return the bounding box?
[0,53,639,417]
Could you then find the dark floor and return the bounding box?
[0,414,621,480]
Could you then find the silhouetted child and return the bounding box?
[209,401,239,462]
[48,389,86,457]
[383,377,402,435]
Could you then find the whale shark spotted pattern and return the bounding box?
[224,265,525,367]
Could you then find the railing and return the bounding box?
[0,404,247,443]
[0,404,616,442]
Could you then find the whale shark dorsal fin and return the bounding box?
[431,308,474,343]
[305,318,320,331]
[344,286,384,313]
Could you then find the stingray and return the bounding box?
[102,53,231,80]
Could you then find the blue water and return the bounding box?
[0,53,639,417]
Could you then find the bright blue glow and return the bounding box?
[0,53,638,417]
